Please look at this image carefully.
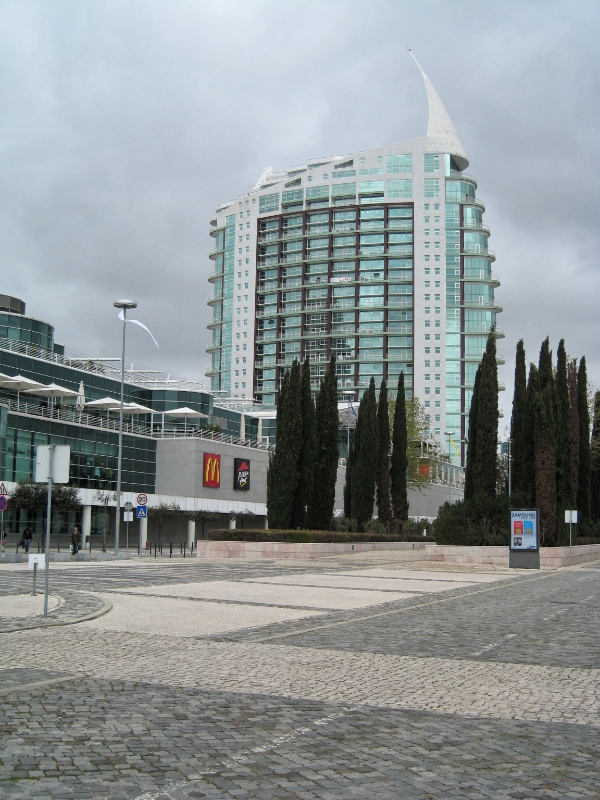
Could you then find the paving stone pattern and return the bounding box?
[0,557,598,799]
[0,589,108,633]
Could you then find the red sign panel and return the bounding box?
[203,453,221,488]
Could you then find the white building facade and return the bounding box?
[206,55,502,465]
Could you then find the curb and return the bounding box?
[0,594,113,634]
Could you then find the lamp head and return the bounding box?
[114,300,137,309]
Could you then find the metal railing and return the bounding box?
[1,397,273,449]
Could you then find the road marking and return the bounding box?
[543,608,569,621]
[0,674,74,696]
[132,706,360,800]
[471,633,517,656]
[246,570,560,643]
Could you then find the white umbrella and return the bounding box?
[0,374,44,404]
[76,381,85,412]
[85,397,122,409]
[164,407,208,418]
[85,397,122,427]
[163,406,208,436]
[25,382,79,414]
[123,402,153,414]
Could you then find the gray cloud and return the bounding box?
[0,0,598,422]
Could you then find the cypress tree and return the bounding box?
[376,379,392,527]
[567,359,580,506]
[510,340,527,497]
[266,361,302,529]
[538,336,553,392]
[291,358,317,528]
[464,364,481,501]
[308,355,339,530]
[534,378,557,545]
[555,340,572,540]
[351,377,379,531]
[577,357,591,521]
[390,372,409,522]
[472,329,499,497]
[521,364,538,506]
[590,391,600,522]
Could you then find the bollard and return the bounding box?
[32,562,38,596]
[183,543,186,558]
[169,542,172,558]
[90,538,92,553]
[58,542,60,553]
[160,542,163,555]
[16,542,19,554]
[38,543,41,554]
[154,542,157,558]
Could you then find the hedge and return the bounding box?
[207,529,406,543]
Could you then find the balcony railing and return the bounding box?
[1,397,273,448]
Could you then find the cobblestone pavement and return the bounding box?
[0,589,109,633]
[0,556,598,798]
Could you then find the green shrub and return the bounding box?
[207,529,406,543]
[433,493,510,546]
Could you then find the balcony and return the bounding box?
[462,273,500,286]
[258,232,280,242]
[333,223,356,232]
[462,300,503,312]
[462,326,505,338]
[305,301,327,310]
[332,299,355,309]
[308,352,329,362]
[206,296,222,306]
[304,327,328,336]
[207,271,223,283]
[282,229,303,239]
[462,221,490,234]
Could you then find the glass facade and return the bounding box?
[253,203,414,400]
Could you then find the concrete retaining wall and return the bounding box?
[195,540,427,560]
[425,544,600,567]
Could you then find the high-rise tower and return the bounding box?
[206,55,502,464]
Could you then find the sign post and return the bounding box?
[565,510,578,565]
[36,444,71,616]
[0,484,7,556]
[509,509,540,570]
[124,501,134,551]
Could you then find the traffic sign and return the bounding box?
[123,511,133,522]
[136,493,148,506]
[0,496,8,512]
[136,505,147,519]
[0,483,7,496]
[124,501,134,512]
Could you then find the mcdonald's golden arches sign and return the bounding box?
[203,453,221,488]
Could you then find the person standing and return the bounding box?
[71,525,81,555]
[22,527,33,553]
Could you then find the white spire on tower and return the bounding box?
[408,49,469,171]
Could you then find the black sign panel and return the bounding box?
[234,458,250,491]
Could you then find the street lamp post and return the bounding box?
[444,431,455,504]
[113,300,137,556]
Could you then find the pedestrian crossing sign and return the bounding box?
[136,505,147,518]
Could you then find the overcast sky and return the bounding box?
[0,0,598,425]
